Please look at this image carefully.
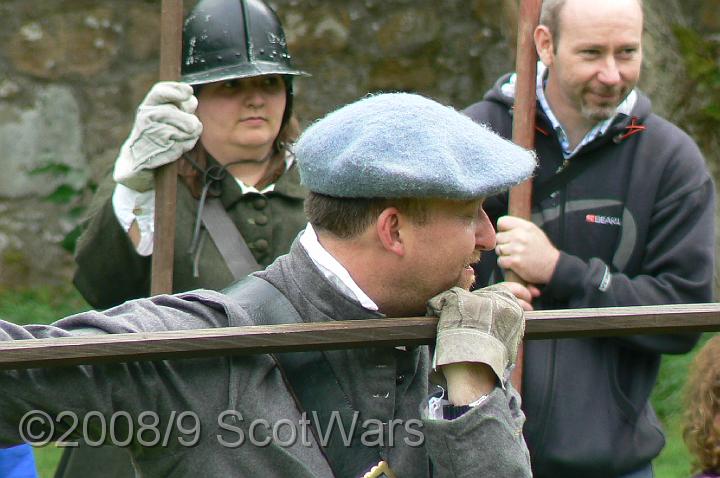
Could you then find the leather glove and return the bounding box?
[428,285,524,384]
[113,81,203,192]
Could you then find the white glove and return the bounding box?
[113,81,203,192]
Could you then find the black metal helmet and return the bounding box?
[181,0,308,85]
[182,0,308,129]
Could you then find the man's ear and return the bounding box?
[376,207,406,257]
[534,25,554,67]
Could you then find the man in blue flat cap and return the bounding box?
[0,93,535,477]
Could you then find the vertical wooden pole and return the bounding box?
[508,0,542,393]
[151,0,183,296]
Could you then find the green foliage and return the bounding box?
[28,161,97,252]
[29,163,74,177]
[44,184,80,205]
[675,29,720,80]
[673,26,720,129]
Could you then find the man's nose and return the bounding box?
[475,209,496,251]
[597,56,621,85]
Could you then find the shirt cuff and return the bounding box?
[111,183,156,256]
[426,389,491,421]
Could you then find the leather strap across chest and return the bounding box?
[223,276,383,477]
[201,198,261,280]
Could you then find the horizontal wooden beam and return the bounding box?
[1,303,719,370]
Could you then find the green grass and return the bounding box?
[654,413,693,478]
[0,284,712,477]
[0,284,89,326]
[0,284,90,478]
[32,445,64,478]
[651,333,716,478]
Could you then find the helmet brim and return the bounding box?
[182,61,310,86]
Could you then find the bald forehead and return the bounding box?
[560,0,642,16]
[542,0,643,38]
[563,0,643,31]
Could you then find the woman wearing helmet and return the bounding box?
[61,1,310,476]
[72,0,310,310]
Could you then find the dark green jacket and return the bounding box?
[73,162,307,310]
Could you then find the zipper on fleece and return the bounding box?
[558,185,567,254]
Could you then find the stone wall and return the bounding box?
[0,0,718,290]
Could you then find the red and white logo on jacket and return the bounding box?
[585,214,622,226]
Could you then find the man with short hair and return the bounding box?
[0,93,536,477]
[464,0,715,477]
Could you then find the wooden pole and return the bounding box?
[508,0,542,393]
[151,0,183,296]
[509,0,542,221]
[2,304,719,370]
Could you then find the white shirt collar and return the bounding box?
[234,152,295,195]
[299,224,379,311]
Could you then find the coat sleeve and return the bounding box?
[73,181,152,310]
[544,147,715,354]
[0,292,238,446]
[420,385,531,477]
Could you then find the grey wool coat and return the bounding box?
[0,242,530,477]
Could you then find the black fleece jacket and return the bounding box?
[464,73,715,478]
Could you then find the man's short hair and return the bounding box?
[304,192,430,239]
[540,0,643,47]
[538,0,566,41]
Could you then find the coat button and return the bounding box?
[396,375,405,385]
[253,198,268,210]
[254,239,269,252]
[255,214,268,225]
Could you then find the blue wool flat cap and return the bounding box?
[294,92,536,199]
